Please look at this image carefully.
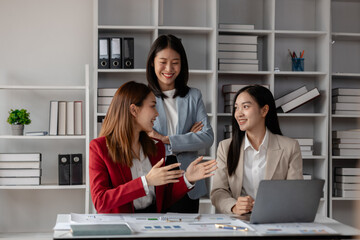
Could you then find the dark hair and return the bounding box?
[227,85,282,176]
[99,81,156,167]
[146,34,190,98]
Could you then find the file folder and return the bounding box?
[123,37,134,69]
[110,38,122,69]
[70,154,83,185]
[98,38,110,69]
[58,154,70,185]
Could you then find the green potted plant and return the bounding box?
[7,109,31,135]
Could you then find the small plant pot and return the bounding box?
[11,124,24,135]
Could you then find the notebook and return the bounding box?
[249,179,324,224]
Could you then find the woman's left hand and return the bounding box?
[185,156,217,183]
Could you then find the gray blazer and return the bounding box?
[211,132,303,214]
[153,88,214,199]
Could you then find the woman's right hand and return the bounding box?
[231,196,254,215]
[190,121,203,133]
[145,158,184,186]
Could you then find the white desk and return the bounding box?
[53,213,360,239]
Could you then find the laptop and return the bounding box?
[249,179,324,224]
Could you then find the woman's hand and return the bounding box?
[185,156,217,183]
[190,121,203,133]
[147,129,170,144]
[145,158,184,186]
[231,196,254,215]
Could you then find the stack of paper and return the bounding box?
[218,34,259,71]
[332,129,360,156]
[295,138,314,157]
[97,88,117,113]
[332,88,360,115]
[334,168,360,198]
[0,153,41,185]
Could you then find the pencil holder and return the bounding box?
[291,58,304,71]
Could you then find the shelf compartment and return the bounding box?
[219,33,272,72]
[274,75,328,114]
[332,39,360,74]
[98,0,155,26]
[279,116,328,156]
[98,31,153,69]
[275,35,329,72]
[275,0,329,31]
[218,0,274,30]
[331,0,360,33]
[159,0,214,28]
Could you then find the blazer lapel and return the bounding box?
[265,132,283,179]
[234,140,245,198]
[156,97,168,135]
[176,95,189,134]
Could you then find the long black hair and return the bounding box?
[227,85,282,176]
[146,34,190,99]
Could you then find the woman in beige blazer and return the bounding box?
[211,85,303,215]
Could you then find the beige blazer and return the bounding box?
[210,132,303,214]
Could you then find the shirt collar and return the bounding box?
[244,128,269,151]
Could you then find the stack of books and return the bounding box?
[332,88,360,115]
[295,138,314,156]
[98,88,117,114]
[222,84,269,113]
[334,168,360,198]
[274,86,320,113]
[332,129,360,156]
[218,34,258,71]
[49,100,83,136]
[224,125,232,139]
[0,153,41,185]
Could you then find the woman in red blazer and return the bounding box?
[90,81,217,213]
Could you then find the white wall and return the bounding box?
[0,0,93,233]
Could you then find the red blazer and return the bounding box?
[89,136,189,213]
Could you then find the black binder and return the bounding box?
[70,153,83,185]
[110,38,122,69]
[58,154,70,185]
[98,38,110,69]
[123,37,134,69]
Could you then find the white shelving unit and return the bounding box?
[0,65,90,233]
[94,0,332,216]
[217,0,330,216]
[93,0,359,226]
[329,0,360,228]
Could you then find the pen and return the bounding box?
[215,224,248,231]
[300,50,304,58]
[288,49,293,59]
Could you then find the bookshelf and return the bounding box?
[0,66,90,233]
[93,0,360,227]
[329,0,360,228]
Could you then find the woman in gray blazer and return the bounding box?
[211,85,303,215]
[146,34,214,213]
